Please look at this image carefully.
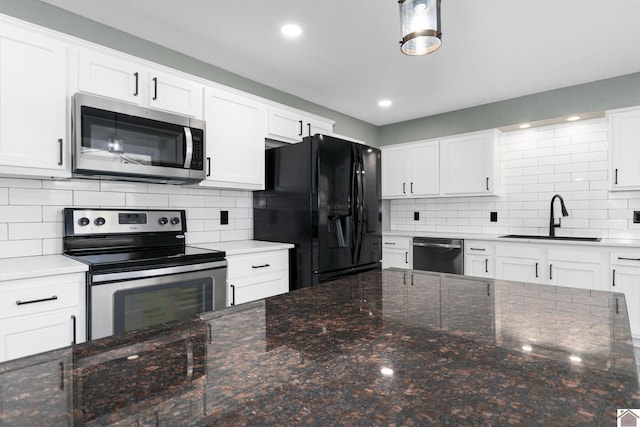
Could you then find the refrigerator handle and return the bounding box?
[353,148,365,264]
[351,145,360,265]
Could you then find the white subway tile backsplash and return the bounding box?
[389,117,640,238]
[0,206,42,222]
[11,188,73,206]
[0,177,253,259]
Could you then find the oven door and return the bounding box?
[89,262,226,340]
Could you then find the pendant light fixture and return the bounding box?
[399,0,442,56]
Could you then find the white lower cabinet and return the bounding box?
[547,247,604,290]
[610,251,640,345]
[464,240,494,278]
[382,236,412,269]
[226,250,289,306]
[494,244,544,284]
[0,273,86,362]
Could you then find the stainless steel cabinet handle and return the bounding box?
[16,295,58,305]
[252,264,270,269]
[152,77,158,100]
[58,138,63,166]
[230,284,235,306]
[413,242,461,249]
[133,72,139,96]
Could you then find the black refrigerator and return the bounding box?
[254,134,382,290]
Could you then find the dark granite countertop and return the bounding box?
[1,269,639,426]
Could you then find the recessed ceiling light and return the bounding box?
[378,100,392,107]
[518,123,531,129]
[281,24,302,38]
[566,116,581,122]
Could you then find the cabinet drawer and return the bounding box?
[0,274,83,320]
[227,250,288,279]
[610,251,640,266]
[230,271,288,305]
[465,241,494,255]
[495,244,542,259]
[382,236,411,250]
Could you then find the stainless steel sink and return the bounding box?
[499,234,601,242]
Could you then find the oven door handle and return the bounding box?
[91,260,227,283]
[183,127,193,168]
[413,242,461,249]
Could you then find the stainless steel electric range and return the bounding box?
[63,208,227,340]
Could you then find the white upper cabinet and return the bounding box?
[78,49,203,118]
[0,22,69,178]
[199,86,266,190]
[381,145,408,198]
[267,106,334,143]
[440,129,499,196]
[608,107,640,190]
[381,141,439,199]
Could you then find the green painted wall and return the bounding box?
[379,72,640,145]
[0,0,380,146]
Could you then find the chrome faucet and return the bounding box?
[549,194,569,237]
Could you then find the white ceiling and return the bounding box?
[41,0,640,126]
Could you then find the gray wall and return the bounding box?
[379,72,640,145]
[0,0,380,146]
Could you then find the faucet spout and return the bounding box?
[549,194,569,237]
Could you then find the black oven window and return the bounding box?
[81,106,185,168]
[113,278,213,334]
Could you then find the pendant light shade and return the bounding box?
[399,0,442,56]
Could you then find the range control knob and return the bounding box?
[158,217,169,225]
[78,217,90,226]
[94,217,106,226]
[170,217,181,225]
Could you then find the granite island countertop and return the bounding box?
[1,269,639,425]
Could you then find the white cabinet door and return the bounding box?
[0,309,80,362]
[266,106,334,143]
[466,255,492,278]
[440,130,498,196]
[200,87,266,190]
[382,249,412,269]
[148,69,203,118]
[611,266,640,343]
[608,107,640,190]
[381,145,408,198]
[267,107,305,143]
[495,257,542,283]
[0,24,68,177]
[408,141,439,197]
[548,261,602,290]
[307,117,333,136]
[78,49,203,118]
[78,49,143,105]
[230,272,288,306]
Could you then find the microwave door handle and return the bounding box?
[183,127,193,168]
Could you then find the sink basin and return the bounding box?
[499,234,601,242]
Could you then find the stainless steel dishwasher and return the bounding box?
[412,237,464,274]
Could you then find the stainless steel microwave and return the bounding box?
[72,93,206,184]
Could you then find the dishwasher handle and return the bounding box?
[413,242,461,249]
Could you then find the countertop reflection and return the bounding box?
[1,269,638,426]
